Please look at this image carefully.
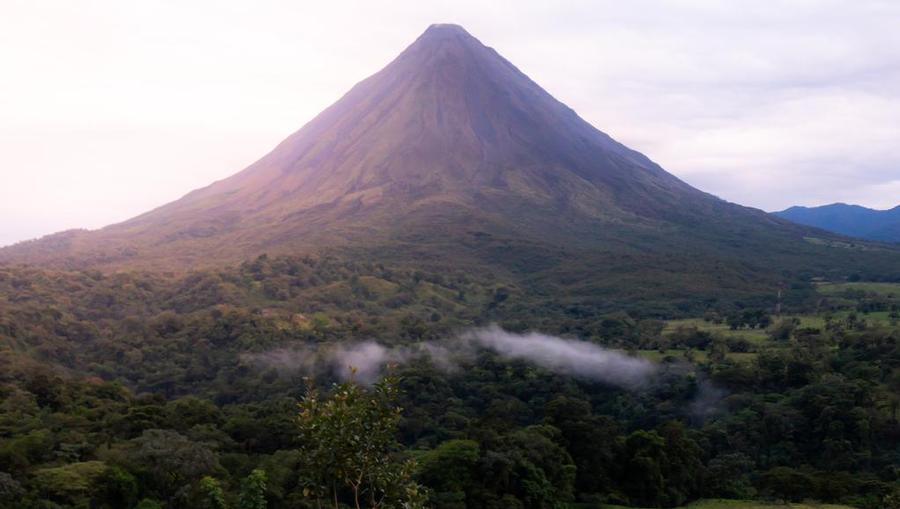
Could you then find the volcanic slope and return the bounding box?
[3,24,899,302]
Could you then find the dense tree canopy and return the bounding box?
[1,256,900,508]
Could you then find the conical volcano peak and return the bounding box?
[424,23,470,35]
[418,23,477,44]
[406,23,484,56]
[0,22,821,272]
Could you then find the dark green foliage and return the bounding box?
[97,466,139,509]
[134,500,164,509]
[418,439,480,507]
[760,466,815,502]
[30,461,109,508]
[200,476,228,509]
[543,397,618,496]
[296,375,425,509]
[726,310,772,330]
[703,453,755,499]
[1,259,900,508]
[0,472,23,508]
[496,425,576,508]
[238,469,268,509]
[128,429,219,500]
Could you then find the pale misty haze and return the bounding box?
[1,0,899,247]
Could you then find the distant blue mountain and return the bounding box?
[774,203,900,243]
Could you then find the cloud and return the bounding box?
[242,325,656,389]
[462,325,656,388]
[242,325,729,416]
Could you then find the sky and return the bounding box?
[1,0,899,247]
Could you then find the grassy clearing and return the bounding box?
[799,309,898,328]
[828,310,897,327]
[575,499,856,509]
[648,281,900,367]
[635,349,757,364]
[664,319,769,344]
[636,349,707,363]
[659,311,898,367]
[680,500,856,509]
[666,312,895,342]
[816,281,900,296]
[788,314,827,329]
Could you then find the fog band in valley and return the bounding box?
[462,326,656,387]
[242,325,657,388]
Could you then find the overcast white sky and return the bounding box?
[1,0,899,247]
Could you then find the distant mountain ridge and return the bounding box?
[775,203,900,243]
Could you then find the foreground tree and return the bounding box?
[239,469,268,509]
[200,476,228,509]
[297,372,425,509]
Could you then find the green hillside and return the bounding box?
[2,255,900,508]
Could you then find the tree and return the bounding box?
[128,429,219,500]
[165,396,222,432]
[200,476,228,509]
[97,466,138,509]
[768,318,799,341]
[759,466,814,503]
[656,421,704,506]
[239,469,268,509]
[543,397,619,496]
[704,453,755,499]
[0,472,23,508]
[31,461,109,508]
[297,373,425,509]
[134,500,164,509]
[418,440,479,508]
[621,430,666,506]
[501,425,576,509]
[618,424,704,507]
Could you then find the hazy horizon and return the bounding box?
[2,0,899,247]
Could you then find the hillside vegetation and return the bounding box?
[2,256,900,508]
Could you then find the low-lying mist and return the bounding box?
[242,325,656,388]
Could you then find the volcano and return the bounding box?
[3,24,898,294]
